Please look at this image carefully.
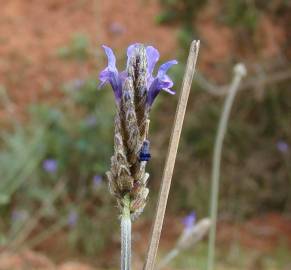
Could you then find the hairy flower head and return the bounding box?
[99,43,177,107]
[99,43,177,220]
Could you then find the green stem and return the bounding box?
[207,64,246,270]
[121,195,131,270]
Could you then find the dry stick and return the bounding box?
[143,40,200,270]
[195,67,291,96]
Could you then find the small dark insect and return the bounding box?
[139,140,151,162]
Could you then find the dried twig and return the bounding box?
[143,40,200,270]
[195,67,291,96]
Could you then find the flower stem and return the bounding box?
[121,195,131,270]
[207,64,246,270]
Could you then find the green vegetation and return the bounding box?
[168,242,291,270]
[0,72,117,254]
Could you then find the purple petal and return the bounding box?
[146,46,160,76]
[99,45,123,102]
[99,69,122,101]
[160,74,174,88]
[102,45,117,70]
[163,88,176,95]
[99,69,114,84]
[127,44,160,79]
[127,43,141,59]
[147,60,177,106]
[158,60,178,77]
[147,78,171,106]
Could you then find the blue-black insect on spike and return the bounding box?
[139,140,151,162]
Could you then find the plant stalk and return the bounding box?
[207,64,247,270]
[121,195,131,270]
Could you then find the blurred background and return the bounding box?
[0,0,290,269]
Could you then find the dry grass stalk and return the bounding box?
[143,40,200,270]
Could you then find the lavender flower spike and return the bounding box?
[99,43,178,217]
[99,43,177,270]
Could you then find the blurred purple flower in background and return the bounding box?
[67,210,78,228]
[182,211,196,230]
[42,159,58,173]
[277,140,289,154]
[11,209,29,223]
[92,175,102,189]
[109,22,126,35]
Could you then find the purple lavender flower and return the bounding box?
[109,22,125,35]
[277,140,289,153]
[182,211,196,230]
[42,159,58,173]
[98,43,177,106]
[92,175,102,188]
[11,209,28,223]
[67,210,78,228]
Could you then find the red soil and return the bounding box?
[0,0,177,121]
[0,0,288,120]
